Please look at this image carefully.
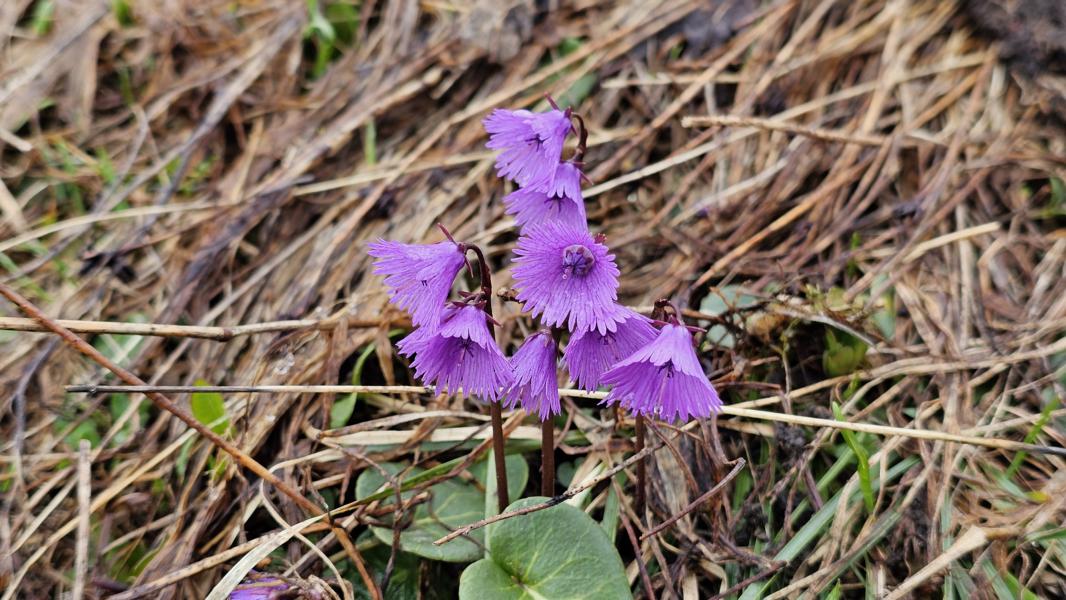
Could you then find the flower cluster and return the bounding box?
[485,103,721,423]
[369,102,721,424]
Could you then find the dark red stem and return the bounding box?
[571,113,588,164]
[541,419,555,496]
[635,415,646,517]
[465,242,509,511]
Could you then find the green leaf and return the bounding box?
[822,329,868,377]
[468,454,528,505]
[979,559,1039,600]
[600,479,620,542]
[459,496,632,600]
[556,74,598,109]
[191,379,229,435]
[334,330,406,429]
[832,402,874,514]
[112,0,134,26]
[557,37,583,56]
[108,394,136,445]
[1005,394,1060,479]
[31,0,55,36]
[356,456,528,562]
[364,120,377,166]
[699,286,759,350]
[64,420,101,450]
[1050,176,1065,207]
[175,437,195,481]
[872,289,896,339]
[329,395,357,430]
[325,0,360,44]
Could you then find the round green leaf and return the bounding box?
[355,456,528,563]
[459,496,632,600]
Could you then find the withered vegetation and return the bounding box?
[1,0,1064,598]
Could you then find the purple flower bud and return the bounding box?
[512,222,620,335]
[399,305,513,401]
[504,161,586,230]
[484,108,572,188]
[503,330,560,420]
[564,305,657,392]
[368,239,466,330]
[600,323,722,422]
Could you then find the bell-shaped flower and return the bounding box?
[600,322,721,422]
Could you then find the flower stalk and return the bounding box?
[465,242,510,512]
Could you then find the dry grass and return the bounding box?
[1,0,1065,598]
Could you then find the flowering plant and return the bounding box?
[369,97,722,510]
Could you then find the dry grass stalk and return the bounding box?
[2,0,1065,597]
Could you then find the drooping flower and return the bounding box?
[600,323,721,422]
[484,108,572,188]
[503,161,586,230]
[400,304,513,401]
[229,576,290,599]
[512,222,620,334]
[564,305,657,391]
[368,239,466,330]
[503,330,560,420]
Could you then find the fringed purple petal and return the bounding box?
[563,305,656,391]
[368,240,465,329]
[512,222,620,334]
[405,305,513,401]
[483,108,571,188]
[600,324,721,422]
[504,161,586,230]
[503,330,560,420]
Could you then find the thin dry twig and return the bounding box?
[0,315,404,340]
[641,458,747,540]
[72,440,91,600]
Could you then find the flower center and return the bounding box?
[456,338,474,365]
[561,244,595,279]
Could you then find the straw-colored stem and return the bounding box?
[0,315,402,340]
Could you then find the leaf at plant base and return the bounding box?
[468,453,529,503]
[459,496,632,600]
[329,395,357,429]
[699,285,760,349]
[356,456,528,563]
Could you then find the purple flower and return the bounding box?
[504,161,586,230]
[484,108,572,188]
[600,323,722,422]
[564,305,657,391]
[503,330,560,420]
[229,576,289,599]
[368,239,466,330]
[399,305,513,401]
[512,222,620,334]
